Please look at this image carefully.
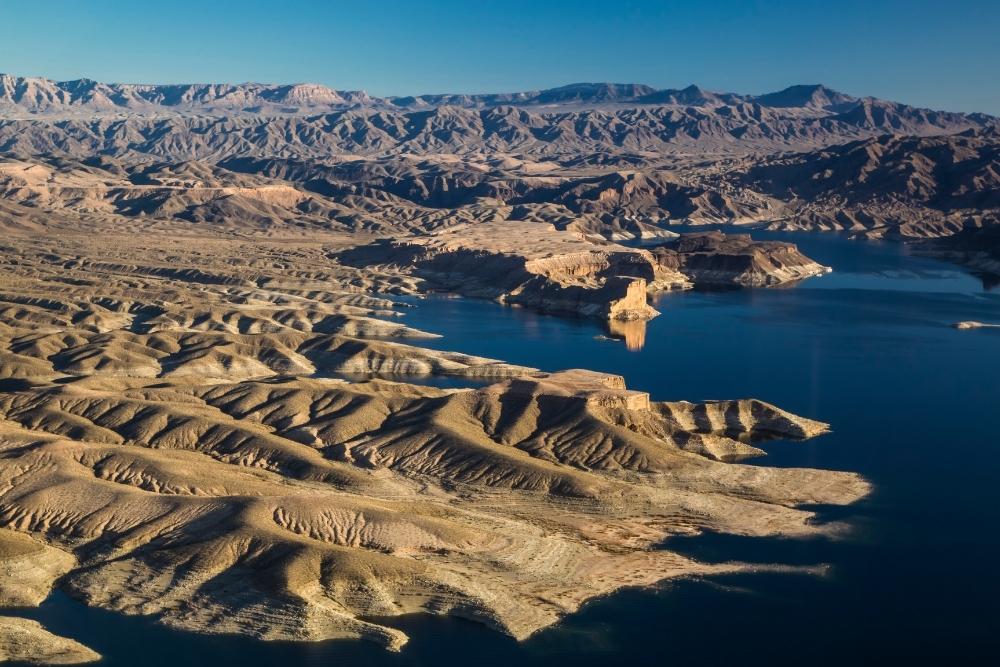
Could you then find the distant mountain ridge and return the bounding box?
[1,73,997,275]
[0,74,374,114]
[1,74,994,121]
[753,84,858,110]
[0,74,995,162]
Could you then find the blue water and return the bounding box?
[8,232,1000,665]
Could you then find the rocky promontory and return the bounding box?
[339,224,827,322]
[0,618,100,665]
[338,222,675,321]
[0,530,100,664]
[647,231,831,286]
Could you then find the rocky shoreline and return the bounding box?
[0,530,100,664]
[0,230,868,650]
[340,225,828,323]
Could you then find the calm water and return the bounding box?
[9,232,1000,665]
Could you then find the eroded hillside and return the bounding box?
[0,230,868,650]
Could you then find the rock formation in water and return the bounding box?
[339,224,827,320]
[0,618,100,664]
[953,321,1000,329]
[647,231,831,286]
[337,222,670,321]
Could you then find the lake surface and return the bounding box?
[9,231,1000,665]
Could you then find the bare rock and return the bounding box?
[0,618,99,664]
[649,231,831,286]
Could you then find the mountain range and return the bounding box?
[0,73,997,255]
[4,75,994,120]
[0,81,994,163]
[0,76,878,113]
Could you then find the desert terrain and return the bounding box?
[1,74,997,661]
[0,225,869,658]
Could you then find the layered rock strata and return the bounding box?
[341,226,828,321]
[648,231,831,286]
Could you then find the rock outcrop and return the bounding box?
[0,618,100,665]
[648,231,831,286]
[340,226,828,320]
[338,223,673,321]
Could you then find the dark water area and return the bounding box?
[8,231,1000,665]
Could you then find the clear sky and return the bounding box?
[2,0,998,114]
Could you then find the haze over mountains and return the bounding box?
[0,75,943,114]
[0,74,995,161]
[1,75,997,244]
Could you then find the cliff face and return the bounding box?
[349,243,664,321]
[340,228,828,322]
[515,251,673,320]
[502,273,657,321]
[336,223,676,321]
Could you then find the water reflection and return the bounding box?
[606,319,646,351]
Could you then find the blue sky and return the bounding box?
[2,0,998,114]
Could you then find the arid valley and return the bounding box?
[0,47,998,666]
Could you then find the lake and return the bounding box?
[8,231,1000,665]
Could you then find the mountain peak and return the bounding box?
[535,82,657,103]
[754,84,857,110]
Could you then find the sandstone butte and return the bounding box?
[337,223,829,322]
